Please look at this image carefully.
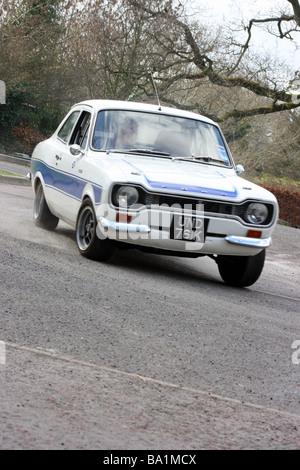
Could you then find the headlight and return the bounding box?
[245,203,268,224]
[114,186,139,208]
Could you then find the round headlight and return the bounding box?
[115,186,139,207]
[245,203,268,224]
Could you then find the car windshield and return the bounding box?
[91,109,232,166]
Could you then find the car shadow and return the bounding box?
[53,224,256,292]
[55,225,76,242]
[109,244,222,287]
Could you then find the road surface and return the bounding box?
[0,182,299,450]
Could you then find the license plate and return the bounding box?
[171,214,208,242]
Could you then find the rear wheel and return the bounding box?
[217,249,265,287]
[33,181,59,230]
[76,199,114,261]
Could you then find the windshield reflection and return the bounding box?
[92,110,231,166]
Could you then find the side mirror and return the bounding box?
[70,144,84,157]
[235,164,244,175]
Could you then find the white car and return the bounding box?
[31,100,278,287]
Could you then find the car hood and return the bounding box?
[92,153,275,202]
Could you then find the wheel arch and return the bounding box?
[81,182,98,210]
[32,172,45,193]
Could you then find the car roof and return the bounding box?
[73,99,216,125]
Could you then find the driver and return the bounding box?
[115,117,138,149]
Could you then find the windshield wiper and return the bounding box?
[128,148,171,157]
[183,155,226,164]
[161,154,225,164]
[106,148,170,157]
[190,155,222,162]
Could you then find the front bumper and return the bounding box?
[98,216,272,256]
[99,217,151,235]
[225,235,272,248]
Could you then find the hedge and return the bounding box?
[261,185,300,227]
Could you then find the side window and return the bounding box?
[57,111,80,143]
[70,111,91,148]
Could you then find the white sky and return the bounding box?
[190,0,299,73]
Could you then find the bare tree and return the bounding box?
[128,0,300,122]
[0,0,68,99]
[227,0,300,74]
[65,0,173,101]
[1,0,299,121]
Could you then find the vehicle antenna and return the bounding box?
[149,70,161,111]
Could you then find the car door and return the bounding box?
[50,107,92,225]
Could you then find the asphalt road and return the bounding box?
[0,182,299,450]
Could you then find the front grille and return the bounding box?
[146,193,244,218]
[143,193,273,225]
[112,185,275,226]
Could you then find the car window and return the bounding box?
[57,111,80,143]
[70,111,91,148]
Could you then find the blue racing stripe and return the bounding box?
[147,180,238,197]
[31,159,103,204]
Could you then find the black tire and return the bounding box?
[76,199,114,261]
[33,181,59,230]
[217,249,266,287]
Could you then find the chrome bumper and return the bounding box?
[98,217,151,234]
[225,235,272,248]
[99,217,272,250]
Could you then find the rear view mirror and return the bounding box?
[70,144,84,157]
[235,164,244,175]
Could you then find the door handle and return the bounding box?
[55,154,62,161]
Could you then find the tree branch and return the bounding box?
[287,0,300,26]
[220,100,300,121]
[128,0,300,121]
[230,1,299,73]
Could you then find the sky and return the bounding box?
[190,0,299,77]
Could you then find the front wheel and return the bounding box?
[217,249,265,287]
[33,181,59,230]
[76,199,114,261]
